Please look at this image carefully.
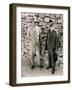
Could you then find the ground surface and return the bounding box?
[21,58,63,77]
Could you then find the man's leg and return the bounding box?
[46,51,52,69]
[31,48,36,69]
[39,56,43,68]
[51,51,55,74]
[31,54,35,69]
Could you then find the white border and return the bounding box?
[16,7,68,83]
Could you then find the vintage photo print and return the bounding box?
[21,12,63,77]
[16,6,69,84]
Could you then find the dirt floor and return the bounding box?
[21,58,63,77]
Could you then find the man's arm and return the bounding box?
[56,31,61,50]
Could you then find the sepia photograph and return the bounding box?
[9,3,70,86]
[21,12,63,77]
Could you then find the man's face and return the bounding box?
[50,22,53,27]
[32,21,35,26]
[34,22,39,26]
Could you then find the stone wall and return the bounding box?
[21,12,63,66]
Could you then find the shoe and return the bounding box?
[38,65,43,68]
[52,70,55,74]
[52,67,55,74]
[46,66,52,69]
[40,66,44,68]
[31,65,35,69]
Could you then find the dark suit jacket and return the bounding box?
[46,29,58,51]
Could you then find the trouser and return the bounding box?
[32,53,36,66]
[48,49,56,71]
[40,55,44,67]
[32,46,40,66]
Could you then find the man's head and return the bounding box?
[49,19,54,27]
[34,19,39,26]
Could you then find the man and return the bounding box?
[28,19,41,69]
[27,19,36,69]
[46,19,58,74]
[34,20,42,68]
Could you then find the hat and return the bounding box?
[49,19,53,22]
